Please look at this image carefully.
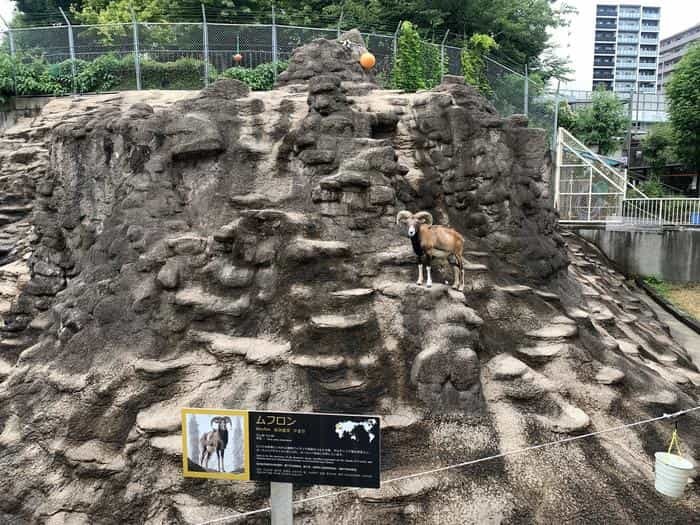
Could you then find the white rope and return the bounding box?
[196,406,700,525]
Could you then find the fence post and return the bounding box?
[131,8,141,90]
[201,4,210,87]
[58,7,77,95]
[337,7,343,39]
[440,30,449,81]
[552,78,561,151]
[0,15,16,96]
[271,4,278,83]
[393,21,401,68]
[554,127,563,212]
[523,62,529,117]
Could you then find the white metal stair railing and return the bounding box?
[555,127,648,223]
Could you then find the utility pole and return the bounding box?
[524,62,529,116]
[440,30,450,81]
[58,7,77,95]
[201,4,210,86]
[131,8,141,90]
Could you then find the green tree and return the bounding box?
[642,123,677,175]
[570,88,629,156]
[391,21,424,92]
[666,44,700,180]
[556,100,577,131]
[461,33,498,95]
[421,40,445,89]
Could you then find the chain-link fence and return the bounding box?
[1,18,558,141]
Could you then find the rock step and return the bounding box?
[638,390,679,408]
[190,330,290,365]
[595,366,625,385]
[464,262,488,271]
[318,377,366,392]
[489,354,528,380]
[330,288,374,299]
[310,314,369,329]
[517,343,567,363]
[618,340,640,355]
[358,474,440,502]
[286,238,351,261]
[495,284,532,295]
[527,317,578,340]
[536,400,591,434]
[535,290,560,301]
[174,287,250,316]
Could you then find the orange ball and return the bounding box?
[359,52,376,70]
[233,53,243,63]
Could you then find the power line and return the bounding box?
[196,406,700,525]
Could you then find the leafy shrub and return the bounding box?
[422,41,445,89]
[220,61,289,91]
[391,21,425,92]
[461,33,498,96]
[0,53,65,102]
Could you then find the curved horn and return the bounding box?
[223,416,232,426]
[211,417,221,428]
[414,211,433,225]
[396,210,413,225]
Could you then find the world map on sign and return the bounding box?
[335,419,377,443]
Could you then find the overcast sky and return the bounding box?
[2,0,699,91]
[551,0,700,90]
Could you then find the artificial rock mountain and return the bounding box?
[0,35,698,524]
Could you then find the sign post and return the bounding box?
[182,408,381,521]
[270,482,293,525]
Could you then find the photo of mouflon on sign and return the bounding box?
[181,408,250,480]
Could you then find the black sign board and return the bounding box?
[249,410,381,488]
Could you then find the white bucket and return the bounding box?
[654,452,694,498]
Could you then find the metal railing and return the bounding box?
[620,198,700,226]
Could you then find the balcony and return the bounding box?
[639,86,657,93]
[616,61,637,69]
[640,36,658,45]
[642,23,659,31]
[640,49,658,57]
[596,21,617,30]
[642,11,660,20]
[617,48,638,57]
[594,60,615,67]
[596,7,618,17]
[616,73,637,81]
[615,84,634,93]
[619,9,641,19]
[618,24,640,31]
[638,73,656,81]
[596,32,616,42]
[594,71,614,80]
[595,45,616,55]
[618,35,639,44]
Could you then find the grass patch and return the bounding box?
[644,276,700,320]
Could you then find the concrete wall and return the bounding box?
[1,96,55,131]
[575,228,700,282]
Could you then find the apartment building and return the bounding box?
[593,4,661,95]
[657,23,700,92]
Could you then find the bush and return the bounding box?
[0,52,216,100]
[461,33,498,96]
[220,61,289,91]
[0,53,65,102]
[391,21,425,92]
[422,41,445,89]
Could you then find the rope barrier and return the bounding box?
[197,406,700,525]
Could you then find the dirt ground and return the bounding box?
[665,283,700,320]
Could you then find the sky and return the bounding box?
[1,0,699,90]
[551,0,700,90]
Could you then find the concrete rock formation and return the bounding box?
[277,29,378,90]
[0,38,698,524]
